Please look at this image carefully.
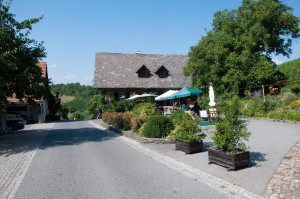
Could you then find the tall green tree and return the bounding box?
[0,0,46,111]
[184,0,300,96]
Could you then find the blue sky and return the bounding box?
[10,0,300,85]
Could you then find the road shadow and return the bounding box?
[0,124,117,157]
[38,127,118,150]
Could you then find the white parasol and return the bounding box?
[209,84,216,107]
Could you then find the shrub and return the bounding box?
[280,91,298,106]
[102,112,134,130]
[69,111,84,119]
[102,112,120,126]
[241,96,278,118]
[121,112,134,130]
[141,115,174,138]
[130,115,148,133]
[132,102,158,116]
[212,96,251,152]
[286,110,300,121]
[115,100,136,112]
[169,110,202,142]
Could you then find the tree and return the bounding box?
[47,91,61,115]
[88,94,105,118]
[0,0,46,111]
[184,0,300,96]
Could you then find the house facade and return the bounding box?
[6,62,49,123]
[93,52,192,100]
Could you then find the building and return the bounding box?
[6,62,49,123]
[93,52,191,100]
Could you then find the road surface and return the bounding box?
[14,120,233,199]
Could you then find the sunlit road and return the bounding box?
[14,120,232,199]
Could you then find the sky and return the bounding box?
[9,0,300,86]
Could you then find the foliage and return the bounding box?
[121,112,135,130]
[276,58,300,81]
[184,0,300,96]
[276,58,300,96]
[47,91,61,115]
[57,105,69,119]
[50,83,102,99]
[240,90,300,121]
[132,102,158,116]
[102,112,134,130]
[141,115,174,138]
[212,96,251,152]
[130,115,148,133]
[197,93,210,111]
[87,94,105,118]
[115,100,136,113]
[241,96,278,117]
[70,111,84,120]
[0,0,47,111]
[64,98,88,112]
[169,110,202,142]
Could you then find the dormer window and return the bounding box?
[136,65,152,78]
[155,65,169,78]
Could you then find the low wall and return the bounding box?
[100,121,175,144]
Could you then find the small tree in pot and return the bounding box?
[209,96,251,170]
[169,110,203,154]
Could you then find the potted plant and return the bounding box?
[208,96,251,170]
[169,110,204,154]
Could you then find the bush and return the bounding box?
[102,112,120,126]
[132,102,158,116]
[212,96,251,152]
[280,91,298,106]
[121,112,134,130]
[141,115,174,138]
[169,110,202,142]
[115,100,136,112]
[241,96,278,118]
[130,115,148,133]
[102,112,134,130]
[69,111,84,120]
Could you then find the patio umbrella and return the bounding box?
[126,94,141,100]
[139,93,158,98]
[209,84,216,107]
[168,87,204,99]
[155,90,178,101]
[126,93,157,100]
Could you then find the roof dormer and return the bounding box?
[136,65,152,78]
[155,65,169,78]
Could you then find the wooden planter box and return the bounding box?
[208,147,250,171]
[175,138,203,154]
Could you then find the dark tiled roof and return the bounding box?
[93,53,191,89]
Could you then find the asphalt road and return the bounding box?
[14,120,232,199]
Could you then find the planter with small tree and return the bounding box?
[169,110,204,154]
[208,96,251,170]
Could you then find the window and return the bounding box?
[155,65,169,78]
[136,65,152,78]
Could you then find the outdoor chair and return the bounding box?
[200,110,209,121]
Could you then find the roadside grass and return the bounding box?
[61,95,75,104]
